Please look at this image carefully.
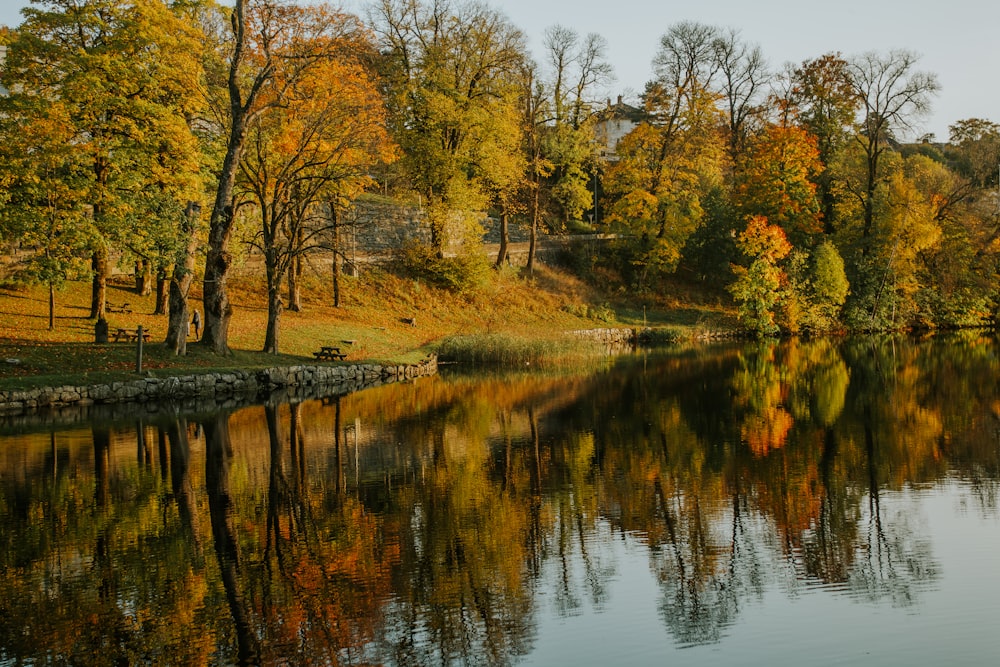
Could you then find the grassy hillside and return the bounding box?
[0,262,737,390]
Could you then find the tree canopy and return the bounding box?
[1,2,998,343]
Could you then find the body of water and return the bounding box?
[1,335,999,665]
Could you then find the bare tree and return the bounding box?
[543,25,575,126]
[650,21,721,133]
[847,50,939,240]
[712,28,769,167]
[570,33,615,130]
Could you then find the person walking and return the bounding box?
[191,309,201,340]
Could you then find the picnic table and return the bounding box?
[313,345,347,361]
[107,302,132,314]
[114,327,151,343]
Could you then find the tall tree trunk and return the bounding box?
[331,205,341,308]
[166,202,201,354]
[262,252,283,354]
[205,413,260,665]
[527,173,540,276]
[202,0,254,355]
[287,228,303,312]
[89,247,108,320]
[820,172,837,236]
[90,152,110,320]
[48,281,55,330]
[427,196,447,259]
[154,264,169,315]
[202,206,234,354]
[167,279,191,356]
[135,259,153,296]
[263,290,282,354]
[495,210,510,268]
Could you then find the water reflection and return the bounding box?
[2,335,1000,665]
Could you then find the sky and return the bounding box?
[2,0,998,141]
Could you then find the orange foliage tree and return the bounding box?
[235,5,396,354]
[735,124,824,246]
[728,215,792,335]
[202,0,385,354]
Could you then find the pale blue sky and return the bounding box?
[3,0,998,141]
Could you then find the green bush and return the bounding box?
[812,241,850,310]
[398,242,491,293]
[560,302,616,323]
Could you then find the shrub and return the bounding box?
[560,302,616,323]
[811,241,850,311]
[398,242,491,293]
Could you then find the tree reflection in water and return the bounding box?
[1,335,998,664]
[204,413,260,665]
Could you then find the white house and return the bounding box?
[594,95,646,162]
[0,45,7,96]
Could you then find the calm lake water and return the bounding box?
[2,335,999,666]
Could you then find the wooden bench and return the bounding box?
[107,302,132,314]
[312,345,347,361]
[113,328,152,343]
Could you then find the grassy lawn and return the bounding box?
[0,263,737,391]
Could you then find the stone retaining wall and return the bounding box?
[346,200,493,257]
[346,199,533,252]
[0,356,438,417]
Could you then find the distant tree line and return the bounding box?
[1,0,998,351]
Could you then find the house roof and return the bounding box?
[595,95,646,123]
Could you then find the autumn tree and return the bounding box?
[818,51,938,328]
[200,0,368,353]
[0,0,204,322]
[947,118,1000,189]
[539,25,612,227]
[942,119,1000,310]
[236,7,395,354]
[734,123,823,246]
[729,215,792,335]
[0,86,90,329]
[789,53,858,233]
[602,21,724,287]
[846,50,939,242]
[807,240,850,330]
[372,0,528,260]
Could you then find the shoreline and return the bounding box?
[0,355,438,420]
